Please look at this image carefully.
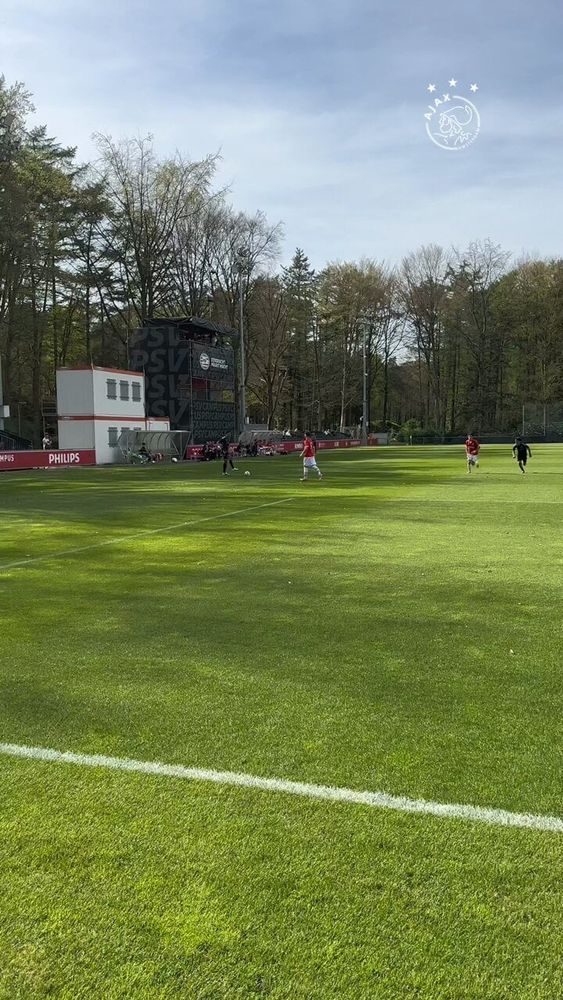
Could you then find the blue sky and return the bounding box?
[2,0,563,269]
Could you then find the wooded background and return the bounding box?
[2,77,562,444]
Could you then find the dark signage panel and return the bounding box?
[130,324,236,442]
[191,342,234,384]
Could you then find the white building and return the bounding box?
[56,366,169,464]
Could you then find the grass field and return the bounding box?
[1,445,562,1000]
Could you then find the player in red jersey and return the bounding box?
[465,434,480,473]
[300,432,323,482]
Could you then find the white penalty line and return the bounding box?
[1,742,561,834]
[0,498,295,572]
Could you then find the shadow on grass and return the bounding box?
[2,512,562,729]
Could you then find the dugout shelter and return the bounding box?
[118,429,191,462]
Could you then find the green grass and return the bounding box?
[1,446,562,999]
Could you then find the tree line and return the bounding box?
[2,76,563,444]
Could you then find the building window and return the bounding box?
[132,381,142,402]
[119,380,129,401]
[107,379,117,400]
[108,427,118,448]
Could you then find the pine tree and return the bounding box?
[282,249,316,430]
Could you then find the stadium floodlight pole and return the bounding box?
[0,355,4,432]
[239,265,246,432]
[362,321,368,444]
[236,247,248,435]
[16,401,24,437]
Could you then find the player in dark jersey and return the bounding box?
[220,436,238,476]
[512,436,532,473]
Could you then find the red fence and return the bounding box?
[0,450,96,472]
[184,438,362,460]
[280,438,361,452]
[0,438,376,470]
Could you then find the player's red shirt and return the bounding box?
[303,437,315,458]
[465,437,479,455]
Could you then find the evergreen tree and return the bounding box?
[282,249,316,429]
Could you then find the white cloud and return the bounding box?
[2,0,563,269]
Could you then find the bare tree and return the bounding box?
[318,260,391,430]
[401,245,451,434]
[450,240,511,430]
[209,207,284,329]
[246,276,290,428]
[373,269,405,426]
[92,134,218,325]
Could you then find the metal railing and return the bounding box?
[0,429,32,451]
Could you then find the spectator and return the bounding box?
[42,433,52,450]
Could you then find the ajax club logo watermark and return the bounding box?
[424,78,480,150]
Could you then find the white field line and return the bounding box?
[0,498,295,572]
[389,497,563,505]
[1,742,561,834]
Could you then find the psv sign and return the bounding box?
[0,450,96,472]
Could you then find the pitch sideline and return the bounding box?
[1,741,561,834]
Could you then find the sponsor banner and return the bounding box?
[184,439,362,459]
[276,439,361,453]
[191,342,234,383]
[310,438,361,451]
[0,450,96,472]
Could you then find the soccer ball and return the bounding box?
[171,457,178,463]
[245,470,251,476]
